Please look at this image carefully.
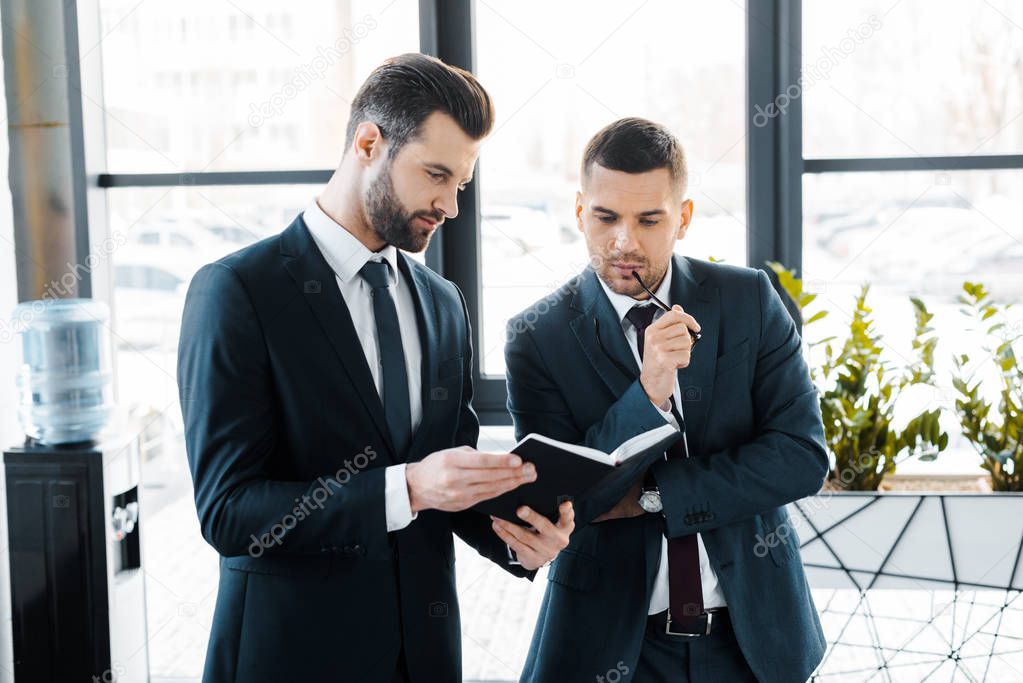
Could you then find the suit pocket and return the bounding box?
[223,553,331,579]
[715,337,750,376]
[547,550,599,592]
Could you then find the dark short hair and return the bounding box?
[581,117,688,195]
[344,53,495,156]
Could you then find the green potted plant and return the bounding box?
[768,263,948,490]
[952,282,1023,491]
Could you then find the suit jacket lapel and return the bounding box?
[280,216,397,461]
[568,257,720,455]
[398,253,437,459]
[669,254,719,456]
[569,268,638,398]
[564,258,721,594]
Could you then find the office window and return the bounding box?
[98,0,419,172]
[106,180,432,676]
[803,171,1022,308]
[107,183,424,416]
[801,0,1023,475]
[92,3,439,674]
[802,170,1023,440]
[475,0,747,375]
[803,0,1023,157]
[17,0,1019,679]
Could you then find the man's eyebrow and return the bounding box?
[592,206,665,217]
[426,163,471,185]
[425,163,453,176]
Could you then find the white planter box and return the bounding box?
[789,491,1023,591]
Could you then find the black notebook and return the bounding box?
[473,424,681,526]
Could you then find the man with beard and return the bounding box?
[505,118,828,682]
[178,53,573,683]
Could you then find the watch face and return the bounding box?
[639,491,662,513]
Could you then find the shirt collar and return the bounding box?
[597,259,674,327]
[303,198,399,284]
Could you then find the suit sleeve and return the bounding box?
[447,286,536,579]
[178,263,388,559]
[505,321,668,452]
[652,269,829,537]
[504,321,670,524]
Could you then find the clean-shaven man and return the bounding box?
[178,54,573,683]
[506,118,828,682]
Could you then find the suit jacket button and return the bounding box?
[704,512,714,521]
[352,544,364,556]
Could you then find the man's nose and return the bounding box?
[613,224,640,252]
[435,188,459,220]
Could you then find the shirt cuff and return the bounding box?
[652,399,680,430]
[385,463,417,532]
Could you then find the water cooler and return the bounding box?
[5,299,149,682]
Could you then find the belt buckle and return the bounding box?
[665,610,712,637]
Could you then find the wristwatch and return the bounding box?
[638,471,663,514]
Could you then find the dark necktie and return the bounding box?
[625,304,705,624]
[360,260,412,457]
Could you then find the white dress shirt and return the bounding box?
[596,261,727,613]
[303,199,418,532]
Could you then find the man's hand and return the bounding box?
[592,480,645,523]
[639,304,701,408]
[406,446,536,514]
[490,501,574,571]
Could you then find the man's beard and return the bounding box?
[365,167,442,253]
[593,249,670,299]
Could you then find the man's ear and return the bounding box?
[676,199,694,240]
[352,121,384,163]
[575,191,585,233]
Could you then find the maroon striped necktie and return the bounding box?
[625,304,704,624]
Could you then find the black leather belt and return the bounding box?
[646,607,729,638]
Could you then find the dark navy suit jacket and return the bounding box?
[178,215,531,683]
[505,255,829,683]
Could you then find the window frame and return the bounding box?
[84,0,811,425]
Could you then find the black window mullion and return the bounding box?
[422,0,510,424]
[747,0,804,275]
[804,154,1023,174]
